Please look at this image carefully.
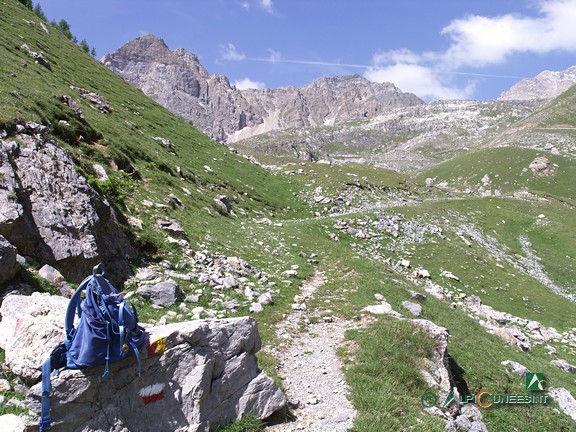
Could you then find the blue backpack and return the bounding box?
[40,264,146,431]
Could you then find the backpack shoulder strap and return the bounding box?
[64,264,105,340]
[64,275,91,340]
[39,357,52,431]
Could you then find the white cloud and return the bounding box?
[365,0,576,100]
[372,49,422,65]
[365,62,475,101]
[260,0,273,13]
[228,1,575,100]
[220,43,245,61]
[234,78,266,90]
[239,0,273,13]
[441,0,576,68]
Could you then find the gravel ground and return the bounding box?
[263,272,357,432]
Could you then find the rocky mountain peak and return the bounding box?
[499,65,576,101]
[103,36,424,142]
[103,34,168,65]
[102,34,209,79]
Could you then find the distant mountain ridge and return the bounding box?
[102,35,424,142]
[499,66,576,100]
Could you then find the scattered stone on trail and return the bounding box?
[38,264,64,286]
[157,218,186,236]
[20,43,51,69]
[214,195,231,213]
[136,279,183,307]
[494,326,531,351]
[401,300,422,316]
[363,300,404,319]
[264,271,355,432]
[548,388,576,422]
[441,270,460,281]
[529,156,556,176]
[413,268,431,278]
[501,360,529,376]
[552,359,576,374]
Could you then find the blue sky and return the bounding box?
[38,0,576,101]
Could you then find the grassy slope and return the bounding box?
[0,0,307,247]
[2,2,576,430]
[417,146,576,204]
[407,128,576,430]
[271,99,576,429]
[504,84,576,131]
[277,197,576,431]
[486,85,576,154]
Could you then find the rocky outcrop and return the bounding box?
[0,292,285,431]
[19,43,51,70]
[233,74,424,142]
[0,414,25,432]
[0,292,67,383]
[499,66,576,101]
[102,35,263,142]
[26,317,285,432]
[0,125,135,284]
[0,235,18,286]
[234,99,541,170]
[529,156,556,176]
[102,35,424,142]
[361,299,488,430]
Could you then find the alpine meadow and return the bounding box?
[1,1,576,431]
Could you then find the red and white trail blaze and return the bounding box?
[139,383,166,405]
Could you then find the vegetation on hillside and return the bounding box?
[2,1,576,430]
[18,0,97,56]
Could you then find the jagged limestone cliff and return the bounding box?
[102,35,424,142]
